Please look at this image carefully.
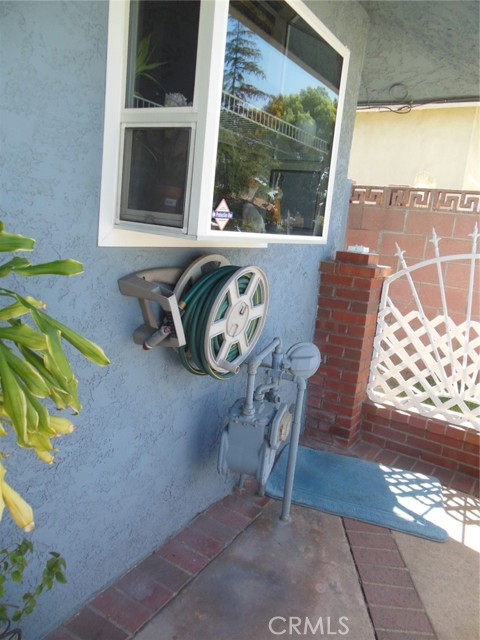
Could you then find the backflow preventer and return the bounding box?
[218,338,320,521]
[118,254,269,379]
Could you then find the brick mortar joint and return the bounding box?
[343,519,437,637]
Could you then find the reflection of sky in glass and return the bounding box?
[239,28,337,108]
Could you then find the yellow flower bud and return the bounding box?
[2,479,35,532]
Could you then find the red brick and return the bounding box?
[363,432,387,448]
[173,527,224,558]
[369,605,435,634]
[336,250,380,265]
[356,564,414,588]
[320,261,336,274]
[158,539,210,574]
[361,209,386,232]
[90,587,151,633]
[405,211,455,237]
[443,447,479,467]
[437,237,474,256]
[206,502,251,532]
[405,435,443,455]
[319,284,335,298]
[372,424,407,444]
[320,273,355,287]
[423,419,446,436]
[345,229,381,251]
[464,441,480,454]
[382,232,426,261]
[347,530,398,550]
[363,583,424,609]
[430,466,455,486]
[352,547,405,567]
[44,631,76,640]
[384,442,419,462]
[218,493,263,520]
[65,607,129,640]
[117,568,173,611]
[445,424,471,441]
[374,449,401,466]
[376,631,436,640]
[457,461,479,477]
[336,287,372,301]
[418,449,457,470]
[450,473,476,495]
[411,460,437,476]
[138,554,191,592]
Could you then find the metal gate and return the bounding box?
[368,225,480,430]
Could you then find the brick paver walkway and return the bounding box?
[46,439,478,640]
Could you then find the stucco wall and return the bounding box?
[0,1,369,636]
[349,107,480,190]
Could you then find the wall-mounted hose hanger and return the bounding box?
[118,255,269,379]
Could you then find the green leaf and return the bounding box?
[0,324,48,351]
[0,227,35,253]
[0,257,31,278]
[3,347,50,397]
[35,311,110,366]
[0,297,44,321]
[30,316,81,412]
[17,345,71,410]
[0,344,28,445]
[12,259,84,277]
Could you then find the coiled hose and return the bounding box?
[177,266,263,380]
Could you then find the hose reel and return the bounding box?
[118,255,269,379]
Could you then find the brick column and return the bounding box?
[306,251,391,447]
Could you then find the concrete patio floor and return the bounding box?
[48,439,479,640]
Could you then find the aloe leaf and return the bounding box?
[0,324,48,351]
[0,345,28,445]
[0,228,35,253]
[34,311,110,366]
[0,257,31,279]
[33,320,80,412]
[0,298,44,321]
[3,348,50,398]
[16,346,71,410]
[12,259,84,277]
[25,391,52,437]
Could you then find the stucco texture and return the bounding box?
[349,107,480,190]
[0,1,369,636]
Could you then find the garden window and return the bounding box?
[98,0,349,247]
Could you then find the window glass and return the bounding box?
[120,127,191,228]
[212,0,342,236]
[125,0,200,108]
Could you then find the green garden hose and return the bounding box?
[177,265,266,380]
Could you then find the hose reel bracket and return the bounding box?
[118,254,269,377]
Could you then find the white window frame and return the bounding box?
[98,0,350,248]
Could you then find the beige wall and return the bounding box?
[348,106,480,190]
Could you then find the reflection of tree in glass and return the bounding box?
[266,87,337,145]
[215,18,272,225]
[223,18,268,102]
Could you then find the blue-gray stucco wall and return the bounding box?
[0,1,369,636]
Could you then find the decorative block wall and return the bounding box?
[345,185,480,325]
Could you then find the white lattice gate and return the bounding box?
[368,226,480,430]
